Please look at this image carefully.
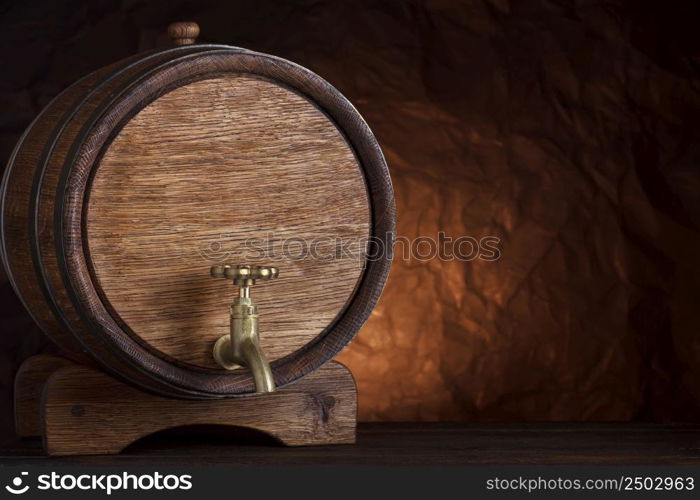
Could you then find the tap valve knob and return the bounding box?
[210,264,279,287]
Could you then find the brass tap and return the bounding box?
[211,264,279,393]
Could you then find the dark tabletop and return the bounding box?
[1,423,699,465]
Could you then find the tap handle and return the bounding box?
[210,264,279,286]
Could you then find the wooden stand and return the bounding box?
[14,355,357,456]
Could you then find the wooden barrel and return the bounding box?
[0,26,394,398]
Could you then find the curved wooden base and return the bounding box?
[14,355,356,456]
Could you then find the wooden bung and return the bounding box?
[167,22,200,45]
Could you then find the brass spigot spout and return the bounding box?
[211,265,279,394]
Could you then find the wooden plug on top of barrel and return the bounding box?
[167,22,200,45]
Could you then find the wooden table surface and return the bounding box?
[1,423,699,465]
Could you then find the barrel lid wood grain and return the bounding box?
[86,73,370,368]
[1,33,394,398]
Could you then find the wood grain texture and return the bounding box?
[13,355,73,437]
[86,75,370,368]
[2,46,395,398]
[35,48,216,396]
[0,64,119,360]
[4,423,700,465]
[59,50,393,396]
[1,46,216,395]
[41,359,356,456]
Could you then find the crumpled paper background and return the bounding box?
[1,1,699,435]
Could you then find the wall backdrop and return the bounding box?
[1,0,699,434]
